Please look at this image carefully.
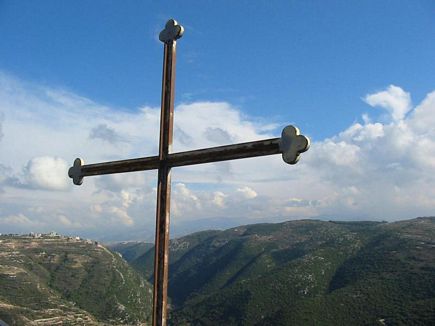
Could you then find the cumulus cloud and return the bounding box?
[174,126,193,146]
[109,206,134,226]
[364,85,412,121]
[89,123,124,144]
[57,214,80,227]
[212,191,227,208]
[175,183,199,202]
[97,188,147,227]
[172,101,269,152]
[172,183,201,218]
[0,213,33,225]
[409,91,435,134]
[299,87,435,218]
[237,186,257,199]
[120,190,134,208]
[94,173,153,193]
[1,73,435,239]
[0,164,17,191]
[204,127,233,144]
[23,156,70,191]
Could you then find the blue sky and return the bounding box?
[1,0,434,139]
[1,1,435,240]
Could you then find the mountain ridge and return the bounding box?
[1,217,433,325]
[127,217,435,325]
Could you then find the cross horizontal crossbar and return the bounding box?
[68,125,310,185]
[80,138,278,176]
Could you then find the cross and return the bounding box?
[68,19,310,326]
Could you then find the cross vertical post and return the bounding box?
[153,19,183,326]
[68,18,310,326]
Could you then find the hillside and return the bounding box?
[0,234,153,325]
[108,241,154,263]
[130,217,435,325]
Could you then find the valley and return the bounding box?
[1,217,434,325]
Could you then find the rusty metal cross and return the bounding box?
[68,19,310,326]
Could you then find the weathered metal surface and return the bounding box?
[168,138,280,167]
[67,18,311,326]
[153,163,171,326]
[68,138,279,181]
[68,125,310,181]
[78,156,160,176]
[152,19,180,326]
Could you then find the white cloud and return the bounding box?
[0,213,33,225]
[175,183,199,202]
[298,87,435,219]
[89,124,124,144]
[364,85,412,121]
[0,164,16,191]
[1,72,435,239]
[24,156,70,191]
[212,191,227,208]
[90,204,103,214]
[171,183,201,218]
[237,186,257,199]
[109,206,134,226]
[312,140,361,167]
[120,190,134,208]
[409,91,435,134]
[204,127,233,144]
[58,214,74,227]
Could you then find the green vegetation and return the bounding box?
[0,236,152,325]
[130,217,435,325]
[108,242,154,263]
[1,217,434,325]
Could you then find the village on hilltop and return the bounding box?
[0,232,100,246]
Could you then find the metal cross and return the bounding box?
[68,19,310,326]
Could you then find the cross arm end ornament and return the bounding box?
[279,125,310,164]
[159,19,184,43]
[68,158,84,186]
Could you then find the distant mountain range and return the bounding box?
[1,217,434,325]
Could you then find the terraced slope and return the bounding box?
[0,236,152,325]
